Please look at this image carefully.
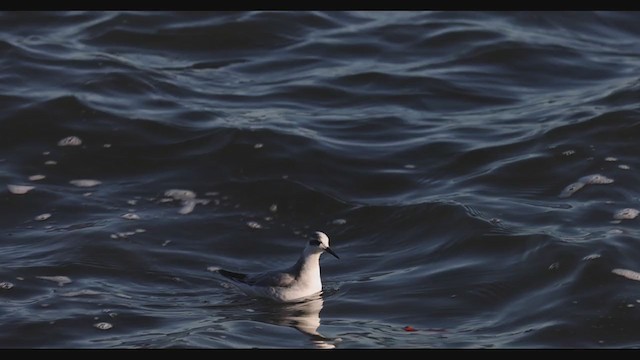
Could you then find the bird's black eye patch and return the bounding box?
[309,239,321,246]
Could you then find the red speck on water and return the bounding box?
[403,326,417,332]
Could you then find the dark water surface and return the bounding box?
[2,11,640,348]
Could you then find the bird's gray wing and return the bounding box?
[246,269,296,287]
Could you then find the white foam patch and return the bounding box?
[44,160,57,166]
[164,189,209,214]
[70,179,101,187]
[559,174,614,198]
[29,174,46,181]
[58,136,82,146]
[332,219,347,225]
[165,189,196,200]
[562,150,575,156]
[121,213,140,220]
[178,200,196,215]
[207,266,221,272]
[35,213,51,221]
[247,221,262,229]
[0,281,14,289]
[613,208,639,220]
[37,276,72,286]
[7,184,34,194]
[605,157,618,162]
[619,164,630,170]
[612,268,640,281]
[93,322,113,330]
[580,174,614,184]
[582,254,601,261]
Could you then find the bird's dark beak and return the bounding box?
[325,247,340,259]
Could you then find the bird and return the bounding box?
[216,231,339,303]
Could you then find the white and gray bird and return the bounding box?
[217,231,339,303]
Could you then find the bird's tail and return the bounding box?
[218,269,248,282]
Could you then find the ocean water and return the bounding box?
[2,11,640,348]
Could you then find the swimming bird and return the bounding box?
[217,231,339,303]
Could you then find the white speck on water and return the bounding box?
[608,229,624,235]
[206,266,220,272]
[103,144,111,148]
[57,136,82,146]
[205,191,219,197]
[114,293,132,299]
[121,213,140,220]
[332,219,347,225]
[404,164,416,169]
[70,179,101,187]
[110,234,118,239]
[0,282,14,289]
[613,208,639,220]
[8,184,35,194]
[247,221,262,229]
[612,268,640,281]
[619,164,630,170]
[562,150,575,156]
[582,254,601,261]
[264,216,273,221]
[548,262,560,270]
[254,143,263,149]
[109,312,118,318]
[93,322,113,330]
[35,213,51,221]
[245,309,255,312]
[16,277,24,281]
[83,192,92,197]
[269,204,278,213]
[162,240,171,247]
[29,174,46,181]
[44,160,57,166]
[37,276,72,286]
[627,304,635,308]
[127,199,138,206]
[159,198,173,203]
[135,228,146,233]
[42,151,50,156]
[605,157,618,162]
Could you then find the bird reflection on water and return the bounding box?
[247,294,337,349]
